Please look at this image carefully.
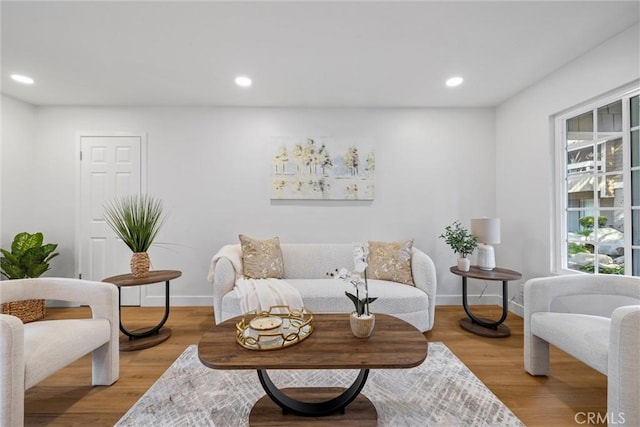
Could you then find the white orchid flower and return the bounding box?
[354,260,368,273]
[340,243,376,317]
[352,243,368,273]
[352,245,364,259]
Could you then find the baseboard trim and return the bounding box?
[509,300,524,317]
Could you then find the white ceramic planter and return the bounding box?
[457,257,471,272]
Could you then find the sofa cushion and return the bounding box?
[367,240,414,286]
[222,278,428,317]
[280,244,354,279]
[531,312,610,375]
[239,234,284,279]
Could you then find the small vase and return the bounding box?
[350,312,375,338]
[457,257,471,272]
[131,252,150,278]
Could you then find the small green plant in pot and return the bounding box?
[439,221,478,272]
[103,194,166,278]
[1,231,59,323]
[0,232,59,279]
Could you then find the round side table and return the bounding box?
[103,270,181,351]
[449,266,522,338]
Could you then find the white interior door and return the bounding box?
[79,135,144,305]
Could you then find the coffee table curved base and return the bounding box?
[250,388,377,426]
[257,368,370,417]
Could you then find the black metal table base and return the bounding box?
[461,277,511,337]
[118,279,171,339]
[257,368,370,417]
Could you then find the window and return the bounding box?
[555,85,639,276]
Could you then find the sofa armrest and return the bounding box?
[212,257,237,324]
[411,248,437,330]
[0,313,26,427]
[608,305,640,425]
[209,244,244,324]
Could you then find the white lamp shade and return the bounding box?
[470,218,501,244]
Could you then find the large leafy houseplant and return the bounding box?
[1,232,59,323]
[0,232,59,279]
[103,194,166,277]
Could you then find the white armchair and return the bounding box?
[524,274,640,426]
[0,278,119,426]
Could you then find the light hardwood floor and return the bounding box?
[23,305,606,426]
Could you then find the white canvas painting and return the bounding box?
[271,136,375,200]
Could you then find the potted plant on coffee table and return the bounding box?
[338,243,378,338]
[439,221,478,272]
[1,231,59,322]
[103,194,166,278]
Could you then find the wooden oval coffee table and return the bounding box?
[198,313,428,424]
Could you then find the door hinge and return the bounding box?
[80,151,83,161]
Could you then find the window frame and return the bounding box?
[552,83,639,276]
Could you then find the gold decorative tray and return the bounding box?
[236,306,314,351]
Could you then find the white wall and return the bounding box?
[0,96,37,250]
[4,24,637,312]
[496,23,640,309]
[20,106,496,305]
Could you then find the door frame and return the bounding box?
[74,130,148,287]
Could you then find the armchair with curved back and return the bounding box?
[0,278,119,426]
[524,274,640,426]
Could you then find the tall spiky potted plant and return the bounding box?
[103,195,166,278]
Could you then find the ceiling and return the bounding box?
[2,1,638,108]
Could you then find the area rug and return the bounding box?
[116,342,523,426]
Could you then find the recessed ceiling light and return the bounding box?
[445,76,464,87]
[235,76,252,87]
[11,74,35,85]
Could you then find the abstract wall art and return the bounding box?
[270,136,375,200]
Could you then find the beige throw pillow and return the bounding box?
[239,234,284,279]
[367,239,414,286]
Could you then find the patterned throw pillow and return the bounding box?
[367,239,414,286]
[238,234,284,279]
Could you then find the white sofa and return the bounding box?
[208,243,437,332]
[524,274,640,426]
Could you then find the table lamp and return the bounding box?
[470,218,500,271]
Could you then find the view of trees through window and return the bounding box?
[560,88,639,276]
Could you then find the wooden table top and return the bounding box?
[449,266,522,281]
[198,313,428,370]
[102,270,182,287]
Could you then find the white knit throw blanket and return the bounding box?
[207,245,243,282]
[234,278,304,314]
